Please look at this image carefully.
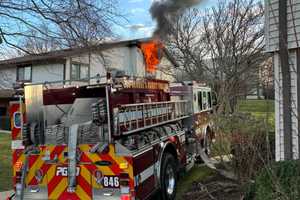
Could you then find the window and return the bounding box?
[198,91,203,110]
[208,91,212,108]
[14,112,21,128]
[80,65,89,79]
[202,92,207,110]
[71,63,89,80]
[71,63,80,80]
[17,65,32,81]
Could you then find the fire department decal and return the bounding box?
[56,166,80,177]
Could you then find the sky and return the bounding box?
[115,0,216,40]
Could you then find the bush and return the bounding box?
[254,160,300,200]
[212,113,274,183]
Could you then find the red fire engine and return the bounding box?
[8,42,214,200]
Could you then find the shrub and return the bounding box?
[212,113,274,182]
[255,160,300,200]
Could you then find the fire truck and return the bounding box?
[8,44,214,200]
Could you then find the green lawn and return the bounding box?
[176,165,215,200]
[238,99,274,113]
[0,133,12,191]
[238,99,275,131]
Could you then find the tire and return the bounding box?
[195,130,212,164]
[203,127,214,156]
[203,133,211,156]
[160,153,177,200]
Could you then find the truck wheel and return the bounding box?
[160,153,177,200]
[203,127,214,156]
[203,133,211,156]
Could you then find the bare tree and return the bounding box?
[20,23,62,54]
[0,0,123,54]
[167,0,266,113]
[166,8,208,81]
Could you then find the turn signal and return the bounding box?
[119,162,128,169]
[15,161,22,172]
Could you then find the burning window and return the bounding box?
[140,40,163,73]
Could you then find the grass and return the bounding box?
[238,99,275,132]
[238,99,274,113]
[176,165,215,200]
[0,133,12,192]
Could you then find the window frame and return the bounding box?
[17,65,32,82]
[208,91,212,108]
[202,91,207,110]
[79,64,89,79]
[70,62,89,80]
[198,91,203,111]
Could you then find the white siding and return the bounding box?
[0,45,177,90]
[32,63,64,83]
[289,51,299,159]
[66,46,147,84]
[274,53,284,160]
[0,67,16,89]
[156,57,176,82]
[100,46,145,77]
[274,50,299,160]
[89,53,107,84]
[0,63,64,89]
[66,46,175,82]
[265,0,300,52]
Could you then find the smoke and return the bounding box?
[150,0,203,38]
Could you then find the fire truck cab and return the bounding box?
[9,77,213,200]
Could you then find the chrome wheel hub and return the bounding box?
[165,165,175,196]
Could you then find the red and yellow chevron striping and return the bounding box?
[15,144,134,199]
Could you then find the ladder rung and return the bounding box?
[115,101,188,135]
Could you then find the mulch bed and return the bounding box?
[182,174,244,200]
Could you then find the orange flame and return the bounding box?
[140,40,163,73]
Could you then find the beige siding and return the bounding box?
[265,0,300,52]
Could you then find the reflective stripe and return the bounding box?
[134,163,157,187]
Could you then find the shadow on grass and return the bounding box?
[176,165,215,200]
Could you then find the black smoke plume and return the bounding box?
[150,0,203,38]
